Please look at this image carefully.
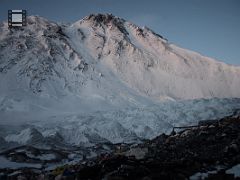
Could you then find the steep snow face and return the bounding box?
[0,14,240,148]
[0,15,154,117]
[68,14,240,100]
[0,14,240,105]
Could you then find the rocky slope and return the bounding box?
[1,112,240,179]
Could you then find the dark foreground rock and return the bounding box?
[1,114,240,179]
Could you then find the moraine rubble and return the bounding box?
[1,112,240,179]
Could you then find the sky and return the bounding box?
[0,0,240,66]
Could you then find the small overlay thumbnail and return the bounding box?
[8,10,27,28]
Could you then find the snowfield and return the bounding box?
[0,14,240,150]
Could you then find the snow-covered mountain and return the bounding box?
[0,14,240,148]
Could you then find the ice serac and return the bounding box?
[5,128,44,145]
[0,14,240,147]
